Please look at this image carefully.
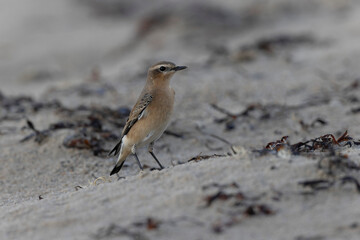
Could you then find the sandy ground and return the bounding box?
[1,0,360,239]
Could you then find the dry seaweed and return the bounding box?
[343,79,359,92]
[235,34,316,62]
[340,176,360,193]
[47,83,116,97]
[20,119,51,144]
[0,88,130,156]
[243,204,274,216]
[196,125,236,153]
[20,115,123,156]
[295,235,325,240]
[132,217,160,231]
[211,100,330,131]
[63,130,107,156]
[299,176,360,193]
[350,107,360,114]
[202,182,275,234]
[164,130,184,138]
[93,216,204,240]
[0,93,61,122]
[261,130,356,155]
[316,151,360,177]
[299,118,327,131]
[298,179,334,191]
[188,153,226,162]
[92,223,148,240]
[254,34,315,53]
[257,131,360,179]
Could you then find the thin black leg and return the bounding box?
[149,151,164,169]
[148,142,164,169]
[133,153,143,170]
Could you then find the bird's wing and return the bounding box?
[122,93,153,136]
[108,93,153,156]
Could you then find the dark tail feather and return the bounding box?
[108,140,122,156]
[110,161,125,176]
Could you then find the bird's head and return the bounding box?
[147,61,187,86]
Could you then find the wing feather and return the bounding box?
[108,93,153,156]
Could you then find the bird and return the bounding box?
[109,61,187,176]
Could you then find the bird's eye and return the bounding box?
[159,66,166,72]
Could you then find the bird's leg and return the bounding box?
[148,142,164,169]
[133,153,143,170]
[131,145,143,170]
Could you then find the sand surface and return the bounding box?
[1,0,360,239]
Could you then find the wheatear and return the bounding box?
[109,61,187,175]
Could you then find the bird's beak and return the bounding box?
[172,66,187,71]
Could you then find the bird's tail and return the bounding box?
[110,160,125,176]
[108,139,122,156]
[109,145,132,176]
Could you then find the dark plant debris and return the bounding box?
[258,131,360,178]
[132,217,160,231]
[196,125,236,153]
[21,113,125,156]
[295,235,325,240]
[299,118,327,131]
[340,176,360,193]
[47,82,116,97]
[202,182,275,234]
[343,79,359,92]
[210,100,330,131]
[0,91,131,156]
[188,153,227,162]
[298,179,334,191]
[164,130,184,138]
[336,222,360,232]
[63,133,105,156]
[235,34,316,62]
[350,107,360,114]
[261,130,358,155]
[0,93,61,122]
[298,176,360,193]
[94,217,162,240]
[20,119,51,144]
[93,223,148,240]
[202,182,240,191]
[93,216,204,240]
[243,204,273,216]
[317,151,360,176]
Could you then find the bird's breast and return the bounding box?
[126,88,175,147]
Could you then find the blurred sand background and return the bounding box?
[1,0,360,239]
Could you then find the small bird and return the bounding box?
[109,61,187,175]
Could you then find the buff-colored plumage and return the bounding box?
[109,61,187,175]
